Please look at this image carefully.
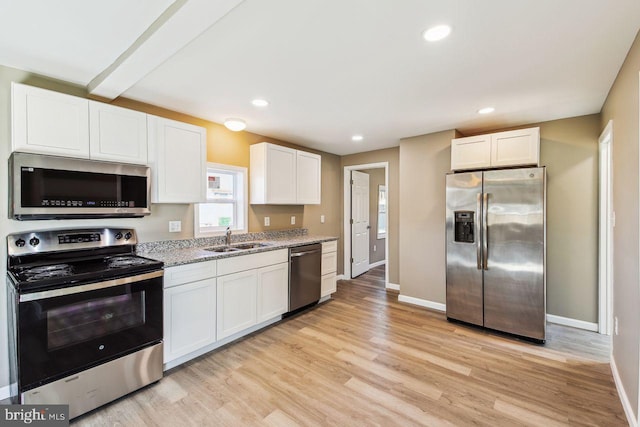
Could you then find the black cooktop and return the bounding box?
[8,254,163,292]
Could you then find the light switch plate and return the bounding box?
[320,215,325,223]
[169,221,181,232]
[291,216,296,225]
[264,217,270,226]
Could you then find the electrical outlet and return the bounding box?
[320,215,325,224]
[264,217,270,227]
[614,317,619,335]
[373,245,377,252]
[169,221,181,232]
[291,216,296,225]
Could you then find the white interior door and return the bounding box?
[351,171,370,278]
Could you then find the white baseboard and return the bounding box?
[398,294,446,312]
[546,314,598,332]
[0,384,11,400]
[386,282,400,291]
[368,260,386,269]
[611,356,638,427]
[336,274,345,281]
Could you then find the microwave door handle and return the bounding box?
[476,193,482,270]
[483,192,489,270]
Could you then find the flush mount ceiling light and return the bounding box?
[478,107,495,114]
[251,99,269,107]
[224,118,246,131]
[422,25,451,42]
[352,135,364,142]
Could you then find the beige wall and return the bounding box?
[601,29,640,420]
[0,64,342,389]
[342,148,399,283]
[398,116,601,326]
[399,130,456,303]
[362,168,386,264]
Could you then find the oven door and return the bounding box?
[17,271,163,391]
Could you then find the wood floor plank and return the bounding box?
[73,266,627,426]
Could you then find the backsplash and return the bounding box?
[136,228,308,253]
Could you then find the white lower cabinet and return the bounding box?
[216,270,258,340]
[321,241,338,297]
[257,262,289,322]
[164,277,216,363]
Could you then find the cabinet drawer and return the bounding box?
[164,260,217,288]
[322,240,337,254]
[321,252,337,276]
[217,249,288,276]
[321,273,337,297]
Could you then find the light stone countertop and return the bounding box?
[138,235,338,268]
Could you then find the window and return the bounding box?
[195,163,247,237]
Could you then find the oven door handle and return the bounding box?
[19,270,164,302]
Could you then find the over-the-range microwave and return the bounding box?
[9,152,151,220]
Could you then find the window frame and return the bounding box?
[194,162,248,238]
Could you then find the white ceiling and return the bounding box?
[1,0,639,155]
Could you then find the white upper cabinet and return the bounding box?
[296,150,321,205]
[89,101,147,164]
[250,142,322,205]
[12,82,90,158]
[490,128,540,168]
[148,115,207,204]
[450,134,491,171]
[451,127,540,171]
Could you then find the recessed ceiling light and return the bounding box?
[251,99,269,107]
[422,25,451,42]
[352,135,364,142]
[224,118,246,131]
[478,107,495,114]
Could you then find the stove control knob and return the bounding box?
[124,232,132,240]
[15,239,26,248]
[115,232,123,240]
[29,237,40,247]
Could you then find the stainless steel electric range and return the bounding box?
[6,227,164,419]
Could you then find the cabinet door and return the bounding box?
[148,115,207,203]
[296,150,321,204]
[89,101,147,164]
[164,278,216,363]
[217,270,258,340]
[257,262,289,322]
[490,128,540,168]
[321,273,337,297]
[450,135,491,171]
[266,144,297,204]
[12,83,90,158]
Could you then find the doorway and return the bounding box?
[343,163,390,287]
[598,120,613,335]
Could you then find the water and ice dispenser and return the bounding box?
[454,211,475,243]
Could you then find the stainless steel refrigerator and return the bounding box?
[445,167,546,342]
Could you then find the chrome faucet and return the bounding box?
[225,227,232,246]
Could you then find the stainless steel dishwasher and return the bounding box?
[288,243,322,313]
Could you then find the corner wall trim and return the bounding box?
[369,260,387,269]
[611,356,638,427]
[398,294,446,312]
[386,282,400,291]
[336,274,345,281]
[546,314,598,332]
[0,384,11,401]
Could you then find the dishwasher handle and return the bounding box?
[290,249,321,257]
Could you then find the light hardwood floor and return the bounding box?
[74,267,625,426]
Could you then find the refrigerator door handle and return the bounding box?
[476,193,483,270]
[483,192,489,270]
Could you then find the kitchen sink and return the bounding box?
[205,246,242,253]
[205,242,271,253]
[231,242,271,250]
